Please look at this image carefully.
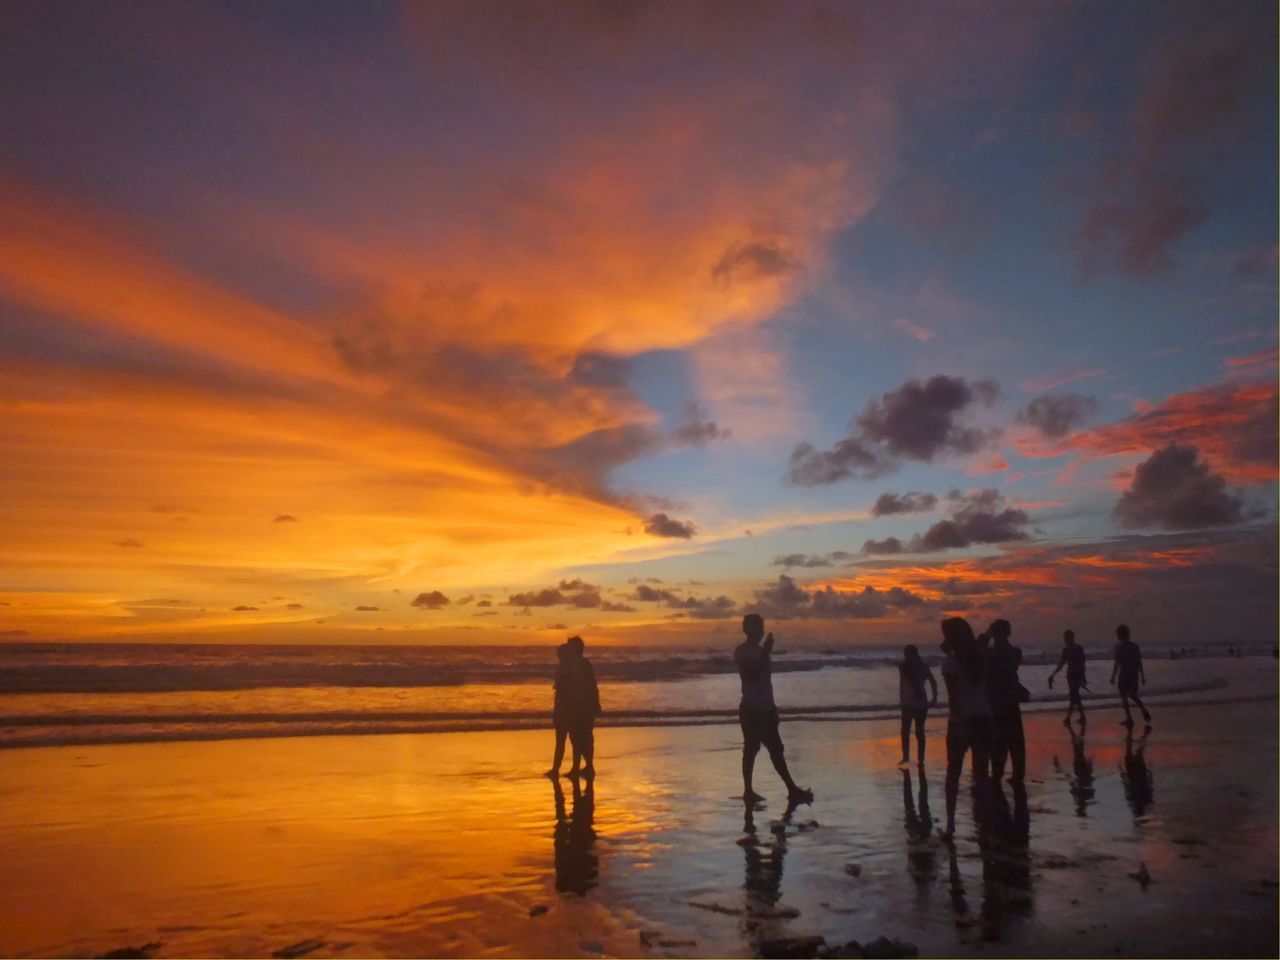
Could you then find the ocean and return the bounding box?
[0,640,1271,749]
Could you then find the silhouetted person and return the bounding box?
[546,642,572,778]
[1121,725,1154,819]
[1047,629,1087,726]
[898,644,938,766]
[735,613,812,805]
[559,636,601,778]
[939,617,992,841]
[1110,624,1151,727]
[985,619,1026,784]
[552,776,597,895]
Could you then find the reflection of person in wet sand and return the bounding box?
[547,636,601,780]
[939,617,992,841]
[735,614,812,806]
[1121,726,1154,818]
[1062,726,1095,818]
[901,768,937,899]
[898,644,938,766]
[552,777,597,895]
[740,798,802,954]
[1110,624,1152,728]
[1047,630,1088,726]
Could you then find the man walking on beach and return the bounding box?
[735,613,813,806]
[1111,624,1151,727]
[1047,629,1087,725]
[985,619,1026,783]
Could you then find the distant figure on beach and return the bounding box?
[546,636,601,779]
[939,617,992,840]
[985,619,1026,783]
[1047,630,1087,725]
[1111,624,1151,727]
[735,613,813,806]
[898,644,938,766]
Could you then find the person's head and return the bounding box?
[989,619,1011,644]
[940,617,976,654]
[557,643,570,662]
[977,631,990,651]
[1063,629,1076,645]
[1116,624,1130,642]
[742,613,765,642]
[566,635,585,656]
[903,643,920,662]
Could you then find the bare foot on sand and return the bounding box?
[788,787,814,805]
[743,791,766,803]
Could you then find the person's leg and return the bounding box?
[989,710,1009,782]
[914,709,928,765]
[1119,688,1134,725]
[580,722,595,776]
[943,721,965,838]
[547,723,568,776]
[900,710,912,764]
[1009,707,1026,783]
[741,711,764,801]
[969,718,993,828]
[1131,690,1151,722]
[762,724,804,797]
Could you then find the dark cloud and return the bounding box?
[631,583,735,618]
[872,491,938,516]
[354,605,381,611]
[1018,393,1098,439]
[540,424,664,494]
[569,351,631,390]
[712,239,796,284]
[674,403,730,446]
[475,599,493,608]
[600,600,635,613]
[788,376,998,486]
[231,605,258,611]
[506,579,603,608]
[286,603,305,609]
[771,551,855,568]
[272,514,299,523]
[632,584,680,603]
[112,538,143,548]
[1113,443,1244,530]
[410,590,451,609]
[753,574,928,620]
[856,376,999,460]
[643,512,697,538]
[1072,22,1272,274]
[787,438,890,486]
[861,536,906,556]
[913,489,1031,551]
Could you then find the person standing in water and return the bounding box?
[735,613,813,806]
[985,619,1026,783]
[939,617,992,840]
[898,644,938,766]
[1111,624,1151,727]
[1047,629,1088,726]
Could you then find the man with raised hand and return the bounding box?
[735,613,813,806]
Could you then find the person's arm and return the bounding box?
[1048,650,1064,686]
[1139,650,1145,686]
[763,631,776,655]
[1111,648,1119,685]
[586,661,602,715]
[926,666,938,704]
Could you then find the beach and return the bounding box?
[1,670,1275,959]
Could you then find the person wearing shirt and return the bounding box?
[735,613,812,806]
[1047,629,1088,726]
[1110,624,1151,727]
[897,644,938,766]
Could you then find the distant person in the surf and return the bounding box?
[735,613,813,806]
[548,636,601,779]
[898,644,938,766]
[1110,624,1151,727]
[985,619,1026,783]
[1047,629,1088,726]
[939,617,992,841]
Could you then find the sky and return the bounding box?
[1,0,1276,647]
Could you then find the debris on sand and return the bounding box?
[823,937,918,959]
[844,863,863,878]
[271,938,326,959]
[529,905,549,918]
[580,941,605,954]
[1128,863,1153,888]
[687,900,742,915]
[95,943,163,960]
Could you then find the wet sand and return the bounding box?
[1,696,1276,958]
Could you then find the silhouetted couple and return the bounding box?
[1047,625,1152,727]
[736,613,813,807]
[936,617,1027,839]
[546,636,601,780]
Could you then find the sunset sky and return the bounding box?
[1,0,1276,646]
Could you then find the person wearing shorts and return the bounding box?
[735,613,812,806]
[1047,630,1088,726]
[1111,624,1151,727]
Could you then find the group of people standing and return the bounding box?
[545,614,1153,842]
